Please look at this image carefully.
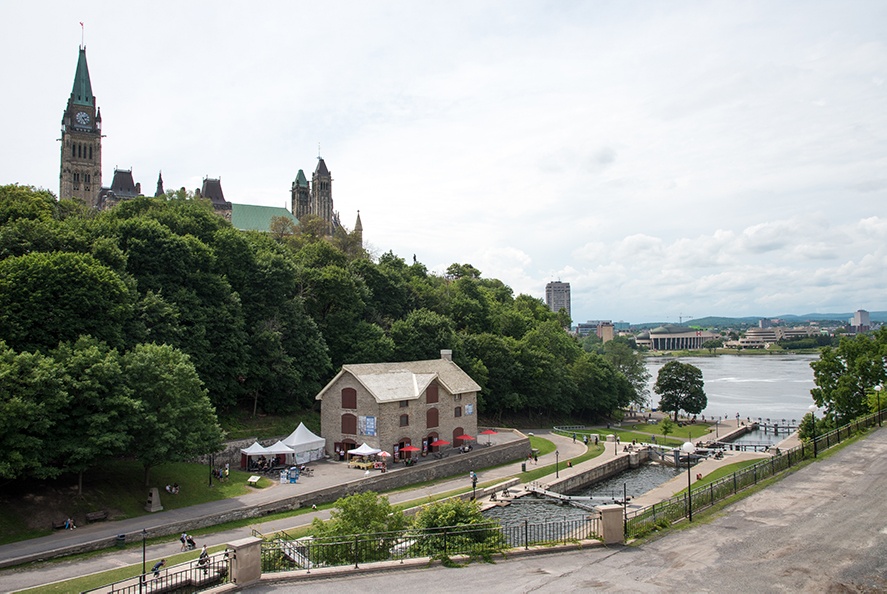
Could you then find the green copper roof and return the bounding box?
[71,47,94,106]
[294,169,308,187]
[231,203,298,232]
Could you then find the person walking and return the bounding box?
[180,533,188,551]
[198,545,210,574]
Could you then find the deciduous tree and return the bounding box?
[654,361,707,422]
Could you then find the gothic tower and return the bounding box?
[60,46,102,207]
[291,169,311,219]
[311,157,334,234]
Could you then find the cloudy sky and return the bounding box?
[2,1,885,323]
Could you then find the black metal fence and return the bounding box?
[80,550,230,594]
[261,516,600,573]
[625,410,882,539]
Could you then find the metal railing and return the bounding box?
[625,410,882,538]
[81,550,230,594]
[261,516,600,573]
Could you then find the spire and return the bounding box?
[294,169,308,187]
[315,157,329,176]
[155,171,165,197]
[354,210,362,232]
[70,47,94,107]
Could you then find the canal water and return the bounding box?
[645,354,818,423]
[485,354,818,525]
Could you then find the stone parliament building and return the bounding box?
[58,45,361,238]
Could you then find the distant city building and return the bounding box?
[851,309,871,333]
[545,281,571,320]
[639,324,720,351]
[576,320,614,342]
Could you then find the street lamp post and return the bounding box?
[555,450,559,478]
[141,528,147,593]
[681,441,695,522]
[875,386,883,427]
[808,404,817,458]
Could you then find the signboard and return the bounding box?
[358,415,377,436]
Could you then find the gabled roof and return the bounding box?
[316,357,482,403]
[231,203,298,232]
[70,47,94,107]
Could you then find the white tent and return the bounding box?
[282,422,327,464]
[265,440,296,455]
[241,441,268,456]
[348,442,382,457]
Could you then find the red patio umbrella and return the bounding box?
[455,434,475,441]
[400,445,421,452]
[429,439,450,447]
[480,429,497,445]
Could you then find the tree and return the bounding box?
[411,498,505,563]
[50,337,138,494]
[654,361,707,422]
[601,337,650,407]
[310,492,407,564]
[122,343,224,485]
[0,251,132,352]
[389,309,458,362]
[701,339,723,354]
[0,343,68,480]
[810,328,887,423]
[659,416,675,439]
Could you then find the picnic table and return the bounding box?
[348,460,374,470]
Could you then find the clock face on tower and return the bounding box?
[75,111,90,125]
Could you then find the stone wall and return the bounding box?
[543,449,653,494]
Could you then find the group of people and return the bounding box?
[164,483,180,495]
[151,542,211,580]
[214,463,230,481]
[251,455,278,472]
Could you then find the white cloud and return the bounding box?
[2,1,886,322]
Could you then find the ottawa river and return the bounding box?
[644,354,820,424]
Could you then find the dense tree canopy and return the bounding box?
[0,183,647,482]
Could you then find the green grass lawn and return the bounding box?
[0,461,270,546]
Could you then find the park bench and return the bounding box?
[51,519,68,530]
[85,510,108,523]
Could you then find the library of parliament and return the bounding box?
[59,45,360,237]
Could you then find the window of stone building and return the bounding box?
[454,394,462,402]
[400,414,409,427]
[427,408,439,428]
[454,406,462,418]
[341,387,357,409]
[399,400,409,408]
[426,383,439,404]
[342,413,357,434]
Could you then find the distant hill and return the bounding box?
[683,312,887,328]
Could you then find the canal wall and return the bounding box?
[543,449,653,495]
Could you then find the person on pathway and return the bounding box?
[198,545,209,574]
[152,559,165,579]
[180,533,188,551]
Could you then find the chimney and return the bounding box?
[440,349,453,361]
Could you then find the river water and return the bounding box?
[644,354,819,424]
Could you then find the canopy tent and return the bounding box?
[265,440,296,455]
[240,441,269,470]
[241,441,268,456]
[348,442,382,457]
[282,422,327,464]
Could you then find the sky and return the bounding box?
[2,1,885,324]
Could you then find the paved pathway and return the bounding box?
[0,422,772,592]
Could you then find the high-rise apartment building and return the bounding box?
[545,281,571,320]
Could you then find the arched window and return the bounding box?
[341,413,357,434]
[453,428,464,444]
[426,383,439,404]
[426,408,439,428]
[400,414,409,427]
[341,387,357,409]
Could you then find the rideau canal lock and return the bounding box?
[481,421,793,525]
